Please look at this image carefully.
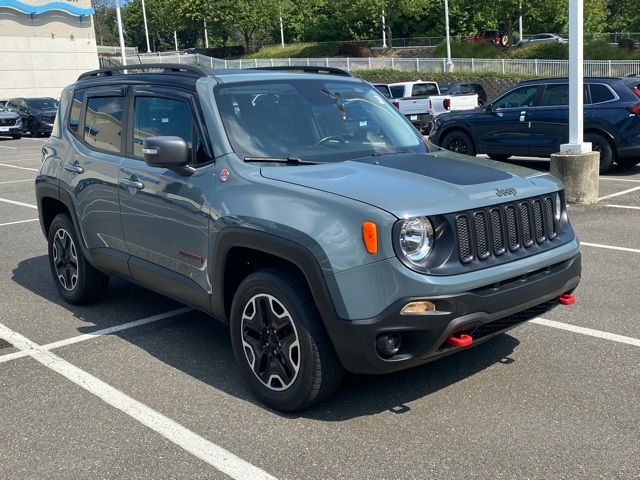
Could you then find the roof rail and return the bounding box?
[78,63,209,81]
[253,66,352,77]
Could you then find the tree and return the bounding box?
[91,0,118,46]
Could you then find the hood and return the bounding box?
[260,152,562,218]
[34,110,58,117]
[0,110,19,120]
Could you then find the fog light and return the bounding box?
[376,332,401,358]
[401,301,436,315]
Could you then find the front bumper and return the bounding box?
[327,253,581,374]
[0,124,23,136]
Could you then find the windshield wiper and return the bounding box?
[244,156,322,165]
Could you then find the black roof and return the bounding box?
[518,77,628,85]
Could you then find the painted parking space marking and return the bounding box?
[0,218,39,227]
[0,307,193,364]
[0,162,39,172]
[581,241,640,254]
[0,197,37,209]
[0,145,18,150]
[0,322,278,480]
[531,318,640,347]
[0,178,34,185]
[599,177,640,184]
[597,185,640,201]
[605,204,640,211]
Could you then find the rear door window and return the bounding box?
[411,83,438,97]
[589,84,616,104]
[83,96,125,153]
[389,85,405,98]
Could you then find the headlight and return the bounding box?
[399,216,434,263]
[554,192,562,221]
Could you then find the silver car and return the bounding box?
[517,33,568,46]
[0,103,23,139]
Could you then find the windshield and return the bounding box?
[26,98,58,110]
[214,78,429,163]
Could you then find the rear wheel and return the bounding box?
[441,130,476,156]
[488,154,511,162]
[48,213,109,304]
[585,132,614,173]
[230,268,343,412]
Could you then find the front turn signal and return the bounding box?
[362,221,378,255]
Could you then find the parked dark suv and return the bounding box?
[36,64,580,411]
[5,97,58,137]
[429,77,640,173]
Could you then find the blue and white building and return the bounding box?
[0,0,99,98]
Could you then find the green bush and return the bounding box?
[354,68,533,84]
[584,39,640,60]
[509,41,569,59]
[435,40,502,59]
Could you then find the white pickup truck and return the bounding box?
[386,81,479,133]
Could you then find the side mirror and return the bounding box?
[142,136,189,170]
[484,104,493,113]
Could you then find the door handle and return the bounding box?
[63,163,84,174]
[119,178,145,190]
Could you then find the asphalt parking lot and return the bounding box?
[1,136,639,479]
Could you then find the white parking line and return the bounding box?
[0,145,18,150]
[0,197,37,209]
[531,318,640,347]
[0,307,193,364]
[0,218,39,227]
[0,178,34,184]
[581,241,640,254]
[599,177,640,183]
[0,322,278,480]
[598,185,640,201]
[605,204,640,211]
[0,162,39,172]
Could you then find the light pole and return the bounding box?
[381,9,387,49]
[279,16,285,48]
[444,0,453,71]
[174,30,179,52]
[518,1,523,42]
[141,0,151,53]
[550,0,599,205]
[114,0,126,66]
[204,19,209,49]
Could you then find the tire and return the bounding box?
[615,157,639,168]
[585,132,614,173]
[47,213,109,304]
[12,134,22,140]
[488,154,511,161]
[27,118,39,138]
[230,268,343,412]
[441,130,476,156]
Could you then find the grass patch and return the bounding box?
[243,42,341,59]
[435,41,503,59]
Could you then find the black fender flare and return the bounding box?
[210,227,345,331]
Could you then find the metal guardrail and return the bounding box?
[114,53,640,78]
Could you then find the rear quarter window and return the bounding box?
[68,90,85,137]
[589,84,616,104]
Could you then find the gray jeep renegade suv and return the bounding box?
[36,64,581,411]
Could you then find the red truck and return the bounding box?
[465,30,509,46]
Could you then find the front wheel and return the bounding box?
[27,118,39,138]
[441,130,476,156]
[585,132,615,173]
[48,213,109,304]
[12,134,22,140]
[615,157,639,168]
[230,268,343,412]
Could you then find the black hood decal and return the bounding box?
[352,153,511,186]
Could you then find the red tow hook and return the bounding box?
[558,292,576,305]
[447,333,473,348]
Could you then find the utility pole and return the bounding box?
[279,16,285,48]
[381,9,387,48]
[550,0,599,204]
[115,0,126,66]
[141,0,151,53]
[444,0,453,71]
[519,1,523,42]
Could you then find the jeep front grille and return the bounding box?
[0,118,16,126]
[455,195,559,265]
